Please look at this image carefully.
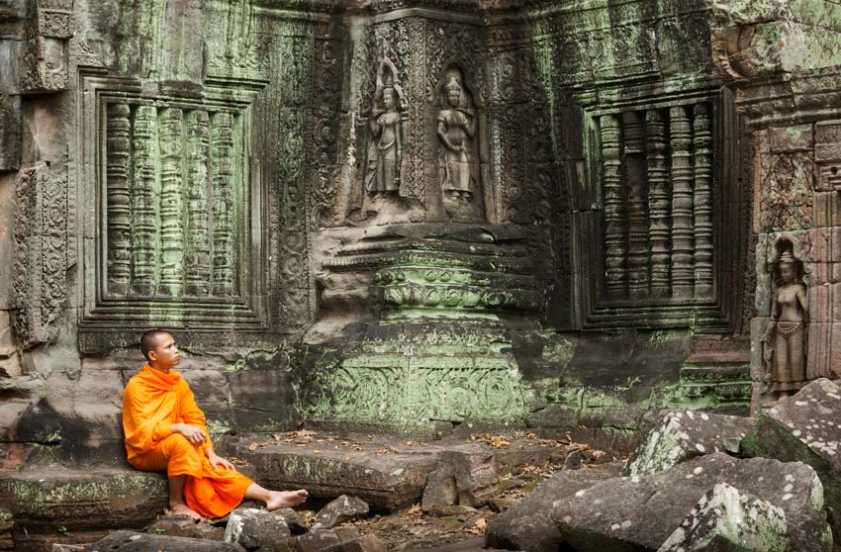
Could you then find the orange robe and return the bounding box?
[122,364,252,518]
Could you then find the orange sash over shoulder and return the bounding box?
[122,365,252,518]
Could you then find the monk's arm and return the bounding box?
[178,385,213,449]
[178,384,236,470]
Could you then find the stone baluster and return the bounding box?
[131,105,160,296]
[106,102,132,296]
[158,108,185,297]
[646,109,671,297]
[185,110,212,296]
[623,111,649,299]
[693,103,714,298]
[600,114,627,298]
[211,111,235,297]
[669,106,695,299]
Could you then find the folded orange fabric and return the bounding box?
[123,364,252,518]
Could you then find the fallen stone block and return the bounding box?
[81,530,246,551]
[484,468,615,552]
[421,469,458,512]
[0,470,167,531]
[275,507,308,534]
[551,453,830,552]
[224,508,292,552]
[657,483,789,552]
[312,495,369,530]
[319,534,386,552]
[742,378,841,539]
[245,445,436,512]
[296,528,340,552]
[438,449,498,508]
[627,409,754,477]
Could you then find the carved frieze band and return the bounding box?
[597,101,715,302]
[104,100,245,301]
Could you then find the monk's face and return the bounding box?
[148,333,181,372]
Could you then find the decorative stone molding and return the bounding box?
[12,163,69,349]
[19,0,73,93]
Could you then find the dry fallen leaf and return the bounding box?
[247,442,258,451]
[475,518,487,529]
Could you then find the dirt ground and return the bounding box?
[337,434,621,550]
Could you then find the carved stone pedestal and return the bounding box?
[303,224,539,431]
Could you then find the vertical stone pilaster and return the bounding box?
[131,106,160,296]
[185,110,212,297]
[624,111,649,299]
[670,105,695,299]
[693,103,714,298]
[211,111,236,298]
[158,108,185,297]
[646,109,671,298]
[600,114,626,298]
[105,102,132,296]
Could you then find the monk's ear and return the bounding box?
[147,349,158,362]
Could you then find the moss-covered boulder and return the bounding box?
[742,378,841,541]
[551,453,829,552]
[628,409,754,477]
[658,483,789,552]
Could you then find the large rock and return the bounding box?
[81,530,245,551]
[295,529,341,552]
[657,483,789,552]
[312,495,369,530]
[551,453,830,552]
[484,469,615,552]
[628,409,754,476]
[742,378,841,539]
[224,508,292,552]
[245,445,436,512]
[0,470,167,531]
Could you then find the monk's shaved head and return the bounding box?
[140,330,171,361]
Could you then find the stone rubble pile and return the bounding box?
[487,378,841,552]
[80,495,382,552]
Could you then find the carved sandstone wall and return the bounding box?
[1,0,840,459]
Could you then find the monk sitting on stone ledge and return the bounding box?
[122,329,308,520]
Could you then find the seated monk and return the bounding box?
[123,329,308,519]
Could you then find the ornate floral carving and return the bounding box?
[12,164,68,348]
[760,153,814,232]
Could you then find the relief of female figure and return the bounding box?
[437,75,476,201]
[365,86,402,198]
[762,246,810,403]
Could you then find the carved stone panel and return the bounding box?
[12,163,68,348]
[78,74,276,350]
[815,120,841,192]
[578,95,742,330]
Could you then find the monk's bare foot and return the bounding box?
[169,503,201,521]
[265,490,308,511]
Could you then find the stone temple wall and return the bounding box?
[1,0,841,463]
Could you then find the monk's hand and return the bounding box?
[173,423,206,445]
[206,450,235,471]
